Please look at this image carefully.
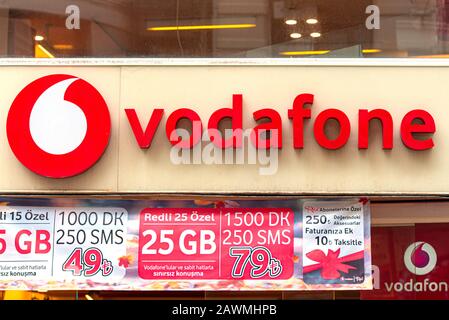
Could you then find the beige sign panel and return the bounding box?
[0,65,446,194]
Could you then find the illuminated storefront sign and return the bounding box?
[127,93,435,151]
[4,73,437,179]
[0,65,445,194]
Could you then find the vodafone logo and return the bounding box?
[403,241,437,275]
[7,74,110,178]
[3,73,438,180]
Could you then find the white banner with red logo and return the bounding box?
[0,197,371,291]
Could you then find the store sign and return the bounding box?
[403,242,437,276]
[4,72,436,178]
[0,66,446,194]
[361,224,449,300]
[0,197,371,291]
[125,93,435,151]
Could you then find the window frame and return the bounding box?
[1,58,449,66]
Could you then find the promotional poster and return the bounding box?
[0,197,371,291]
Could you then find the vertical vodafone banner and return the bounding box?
[0,197,371,291]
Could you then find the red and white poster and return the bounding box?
[302,201,367,285]
[0,197,371,291]
[138,208,294,281]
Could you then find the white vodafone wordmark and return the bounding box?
[29,78,88,155]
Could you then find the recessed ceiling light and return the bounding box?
[34,35,44,41]
[290,32,302,39]
[306,18,318,24]
[310,32,321,38]
[285,19,298,25]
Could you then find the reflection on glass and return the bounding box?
[0,1,448,59]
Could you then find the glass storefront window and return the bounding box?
[0,0,449,59]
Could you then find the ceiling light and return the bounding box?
[290,32,302,39]
[34,35,44,41]
[285,19,298,25]
[147,24,256,31]
[362,49,382,54]
[413,54,449,58]
[53,44,74,50]
[306,18,318,24]
[310,32,321,38]
[280,50,330,56]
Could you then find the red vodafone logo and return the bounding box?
[7,74,110,178]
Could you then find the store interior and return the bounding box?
[0,0,448,58]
